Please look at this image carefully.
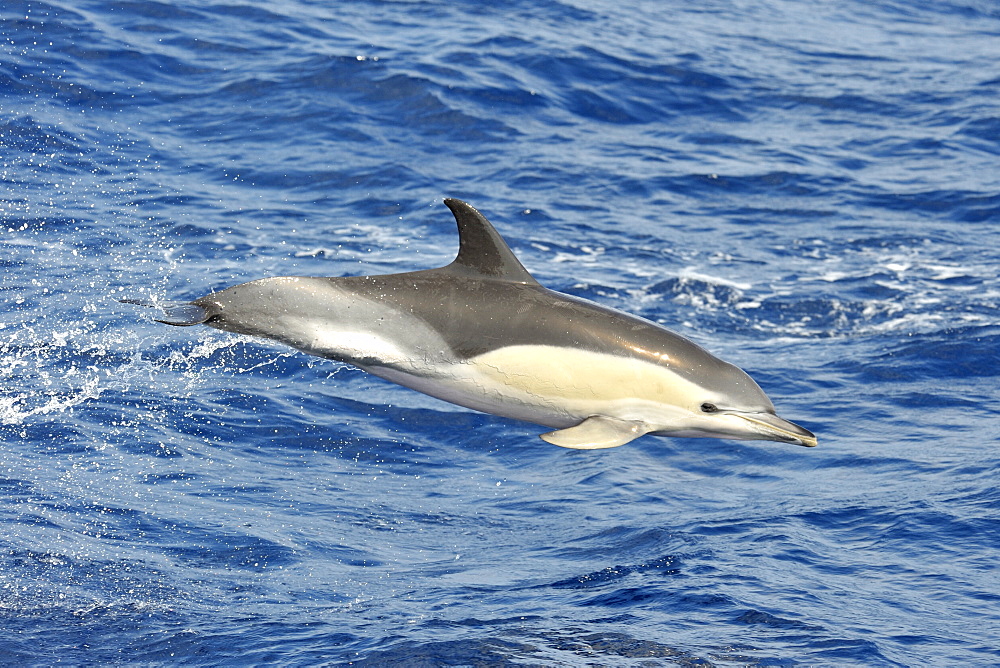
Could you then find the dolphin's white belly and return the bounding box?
[366,344,703,430]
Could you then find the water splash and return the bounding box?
[0,312,301,427]
[0,323,106,426]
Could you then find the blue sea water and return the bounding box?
[2,0,1000,664]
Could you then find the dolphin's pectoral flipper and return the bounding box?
[540,416,652,450]
[120,299,211,327]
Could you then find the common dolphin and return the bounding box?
[126,199,816,450]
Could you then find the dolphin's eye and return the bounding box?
[700,402,719,414]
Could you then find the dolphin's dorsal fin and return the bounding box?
[443,199,539,285]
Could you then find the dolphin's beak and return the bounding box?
[737,412,818,447]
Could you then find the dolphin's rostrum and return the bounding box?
[127,199,816,450]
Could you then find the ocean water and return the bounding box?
[2,0,999,664]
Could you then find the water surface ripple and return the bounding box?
[2,0,999,665]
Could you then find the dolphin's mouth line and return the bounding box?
[736,413,818,448]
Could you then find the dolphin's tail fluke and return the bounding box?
[119,298,211,326]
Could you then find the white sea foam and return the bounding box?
[676,266,752,291]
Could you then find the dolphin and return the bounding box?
[126,199,816,450]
